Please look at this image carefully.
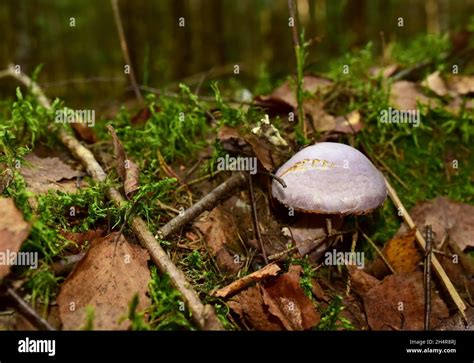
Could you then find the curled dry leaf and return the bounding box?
[362,272,449,330]
[20,153,82,195]
[435,307,474,331]
[390,81,435,110]
[396,196,474,251]
[228,265,320,330]
[194,206,244,275]
[0,198,32,279]
[107,125,139,199]
[57,233,150,330]
[372,228,422,278]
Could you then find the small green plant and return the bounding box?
[147,266,194,330]
[82,306,95,330]
[316,295,354,331]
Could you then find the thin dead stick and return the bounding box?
[424,225,433,330]
[213,263,281,298]
[1,66,224,330]
[4,287,55,331]
[248,173,268,264]
[156,172,247,239]
[385,178,466,318]
[110,0,144,104]
[346,230,358,296]
[360,231,396,274]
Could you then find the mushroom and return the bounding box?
[272,142,387,260]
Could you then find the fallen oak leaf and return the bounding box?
[57,232,150,330]
[107,125,140,199]
[0,198,32,279]
[362,272,449,330]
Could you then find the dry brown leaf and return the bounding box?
[348,266,380,295]
[446,97,474,116]
[447,75,474,95]
[107,125,139,199]
[60,228,107,253]
[194,206,244,275]
[20,153,82,195]
[263,265,320,330]
[0,198,32,279]
[373,228,422,278]
[256,75,333,109]
[0,168,13,193]
[334,110,363,134]
[214,263,281,298]
[435,307,474,331]
[71,123,97,144]
[57,233,150,330]
[228,284,285,330]
[396,196,474,251]
[228,265,320,330]
[362,272,449,330]
[390,81,435,110]
[422,71,449,97]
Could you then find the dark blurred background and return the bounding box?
[0,0,473,110]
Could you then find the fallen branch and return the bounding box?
[1,65,226,330]
[385,178,466,319]
[3,287,55,331]
[155,172,247,239]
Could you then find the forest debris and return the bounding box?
[107,125,139,199]
[214,263,281,298]
[348,267,380,295]
[20,153,82,195]
[311,278,328,302]
[0,168,13,193]
[264,265,320,330]
[435,307,474,331]
[57,233,150,330]
[389,81,434,110]
[0,198,31,279]
[385,179,466,318]
[396,196,474,251]
[447,75,474,95]
[372,228,422,278]
[228,284,286,330]
[228,265,320,330]
[446,97,474,115]
[3,287,55,331]
[362,272,449,330]
[333,110,363,134]
[71,123,97,144]
[256,75,333,109]
[60,227,107,253]
[218,124,290,171]
[194,206,244,275]
[422,71,449,96]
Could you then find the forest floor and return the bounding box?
[0,32,473,331]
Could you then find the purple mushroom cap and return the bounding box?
[272,142,387,215]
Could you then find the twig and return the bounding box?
[384,177,466,319]
[156,172,247,239]
[424,225,433,330]
[346,230,358,296]
[4,287,55,331]
[248,173,268,264]
[1,66,224,330]
[110,0,144,104]
[213,263,281,298]
[360,231,396,274]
